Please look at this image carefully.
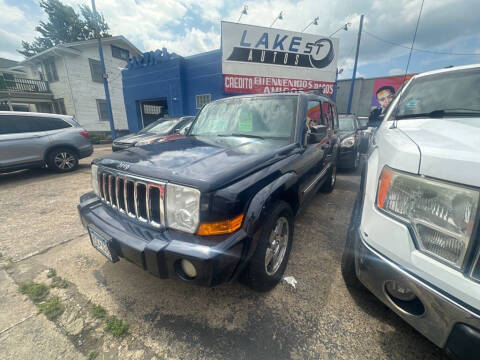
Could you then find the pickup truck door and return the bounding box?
[297,100,330,203]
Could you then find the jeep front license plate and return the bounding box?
[88,227,116,262]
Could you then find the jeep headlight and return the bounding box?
[341,136,355,147]
[166,183,200,233]
[377,167,479,268]
[91,164,100,196]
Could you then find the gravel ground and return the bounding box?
[0,146,446,360]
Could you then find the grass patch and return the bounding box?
[92,304,107,319]
[1,257,13,270]
[87,350,99,360]
[51,276,70,288]
[1,261,13,270]
[47,269,56,278]
[19,281,49,303]
[0,252,3,259]
[105,316,129,337]
[38,296,64,320]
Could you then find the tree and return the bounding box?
[19,0,110,58]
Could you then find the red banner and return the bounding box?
[224,74,334,95]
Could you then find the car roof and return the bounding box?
[0,111,74,121]
[413,63,480,79]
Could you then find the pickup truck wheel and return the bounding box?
[47,148,79,172]
[243,201,293,292]
[319,165,336,193]
[341,191,363,289]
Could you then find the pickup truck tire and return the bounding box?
[341,190,363,289]
[47,147,79,172]
[243,201,294,292]
[319,164,336,193]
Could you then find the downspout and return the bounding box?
[60,51,78,118]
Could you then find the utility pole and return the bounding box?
[347,14,364,114]
[91,0,116,139]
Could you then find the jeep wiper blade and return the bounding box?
[396,108,480,119]
[218,133,265,140]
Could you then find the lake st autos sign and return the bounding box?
[221,21,339,95]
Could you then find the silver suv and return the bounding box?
[0,111,93,172]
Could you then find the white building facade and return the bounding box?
[17,36,142,133]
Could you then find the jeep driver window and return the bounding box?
[322,102,333,129]
[306,101,322,130]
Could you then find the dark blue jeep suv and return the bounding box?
[78,93,339,291]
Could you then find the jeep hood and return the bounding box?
[96,136,297,192]
[396,118,480,187]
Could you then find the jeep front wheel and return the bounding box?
[243,201,294,292]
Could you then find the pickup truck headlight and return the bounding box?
[166,183,200,233]
[341,136,355,147]
[91,164,100,196]
[377,167,479,268]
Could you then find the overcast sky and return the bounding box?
[1,0,479,79]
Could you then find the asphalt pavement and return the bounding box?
[0,145,446,360]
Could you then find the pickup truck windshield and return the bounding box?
[190,96,298,139]
[394,68,480,119]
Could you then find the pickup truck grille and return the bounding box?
[98,170,165,227]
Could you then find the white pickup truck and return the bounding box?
[342,64,480,359]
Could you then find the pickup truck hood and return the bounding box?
[97,136,296,192]
[396,118,480,187]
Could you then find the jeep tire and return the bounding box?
[243,201,294,292]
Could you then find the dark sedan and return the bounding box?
[112,116,195,151]
[337,114,361,170]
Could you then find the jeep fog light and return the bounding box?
[180,259,197,279]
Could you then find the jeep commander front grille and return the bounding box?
[98,169,165,227]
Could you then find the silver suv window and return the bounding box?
[0,115,71,134]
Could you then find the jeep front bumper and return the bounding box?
[77,192,248,287]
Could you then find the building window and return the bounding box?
[43,58,58,82]
[196,94,211,109]
[111,45,129,61]
[96,99,109,121]
[53,98,66,115]
[89,59,103,83]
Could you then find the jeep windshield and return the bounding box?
[189,96,298,140]
[394,68,480,120]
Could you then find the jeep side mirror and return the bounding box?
[311,124,327,134]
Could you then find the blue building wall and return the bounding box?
[122,49,227,132]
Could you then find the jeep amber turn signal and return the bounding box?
[197,214,244,236]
